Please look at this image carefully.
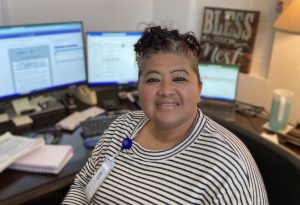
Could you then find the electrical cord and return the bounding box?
[31,128,63,144]
[235,101,269,133]
[235,101,269,119]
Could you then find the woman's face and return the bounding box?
[138,53,201,129]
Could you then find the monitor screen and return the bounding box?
[86,31,141,86]
[0,22,86,100]
[199,63,239,102]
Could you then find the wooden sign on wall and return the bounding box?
[200,7,260,73]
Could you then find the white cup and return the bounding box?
[269,89,294,131]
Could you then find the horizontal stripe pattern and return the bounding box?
[63,110,268,205]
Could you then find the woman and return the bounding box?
[63,26,268,204]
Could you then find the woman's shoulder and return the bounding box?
[201,116,252,161]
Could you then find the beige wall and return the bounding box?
[0,0,6,25]
[0,0,153,31]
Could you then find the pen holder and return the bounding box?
[269,89,294,131]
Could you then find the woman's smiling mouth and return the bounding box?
[156,101,180,109]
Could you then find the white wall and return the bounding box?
[0,2,3,25]
[1,0,153,31]
[152,0,191,32]
[0,0,7,25]
[1,0,299,124]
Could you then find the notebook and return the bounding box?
[0,132,45,173]
[9,144,73,174]
[198,63,240,121]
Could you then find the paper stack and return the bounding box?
[9,144,73,174]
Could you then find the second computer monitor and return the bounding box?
[199,63,240,102]
[86,31,142,87]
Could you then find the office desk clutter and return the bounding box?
[81,116,117,149]
[9,144,73,174]
[56,106,105,131]
[75,85,97,105]
[278,127,300,147]
[0,132,73,174]
[0,112,10,124]
[0,132,45,173]
[11,115,33,127]
[80,115,116,139]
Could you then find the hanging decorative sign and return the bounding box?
[200,7,260,73]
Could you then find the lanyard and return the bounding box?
[85,116,148,201]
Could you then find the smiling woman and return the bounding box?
[63,25,269,205]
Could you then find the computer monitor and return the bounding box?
[198,63,240,102]
[0,22,86,101]
[86,31,141,87]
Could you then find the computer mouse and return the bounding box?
[83,136,101,149]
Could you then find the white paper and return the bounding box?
[0,132,45,172]
[11,98,35,115]
[0,113,10,123]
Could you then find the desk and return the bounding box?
[1,106,300,204]
[0,108,91,205]
[224,111,300,157]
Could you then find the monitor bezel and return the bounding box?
[85,31,141,88]
[199,62,240,103]
[0,21,87,101]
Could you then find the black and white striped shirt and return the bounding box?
[63,110,268,205]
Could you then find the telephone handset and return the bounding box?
[75,85,97,105]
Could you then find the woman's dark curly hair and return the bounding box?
[134,25,202,84]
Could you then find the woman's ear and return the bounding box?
[198,83,202,102]
[198,82,203,104]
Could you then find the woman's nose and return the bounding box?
[157,81,175,96]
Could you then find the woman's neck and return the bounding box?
[135,112,198,150]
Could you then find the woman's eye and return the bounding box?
[146,78,160,83]
[173,77,187,82]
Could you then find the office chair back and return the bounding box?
[211,116,300,205]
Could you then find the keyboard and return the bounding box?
[80,116,115,139]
